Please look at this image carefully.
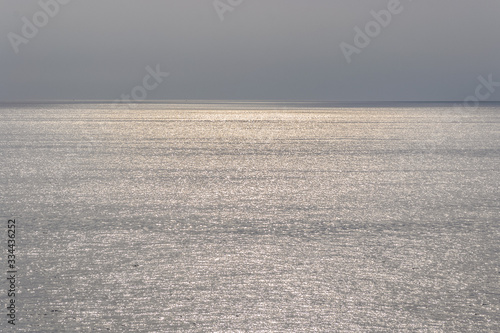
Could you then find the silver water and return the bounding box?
[1,102,499,332]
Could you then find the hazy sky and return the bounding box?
[1,0,499,101]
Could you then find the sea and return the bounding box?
[0,102,499,332]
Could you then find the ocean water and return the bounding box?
[0,102,499,332]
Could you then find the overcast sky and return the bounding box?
[1,0,499,102]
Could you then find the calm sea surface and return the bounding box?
[1,102,499,332]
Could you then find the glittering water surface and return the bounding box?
[1,102,499,332]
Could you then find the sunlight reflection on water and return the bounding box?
[0,102,499,332]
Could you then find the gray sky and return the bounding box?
[1,0,499,101]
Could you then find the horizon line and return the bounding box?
[1,100,500,104]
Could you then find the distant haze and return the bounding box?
[1,0,499,102]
